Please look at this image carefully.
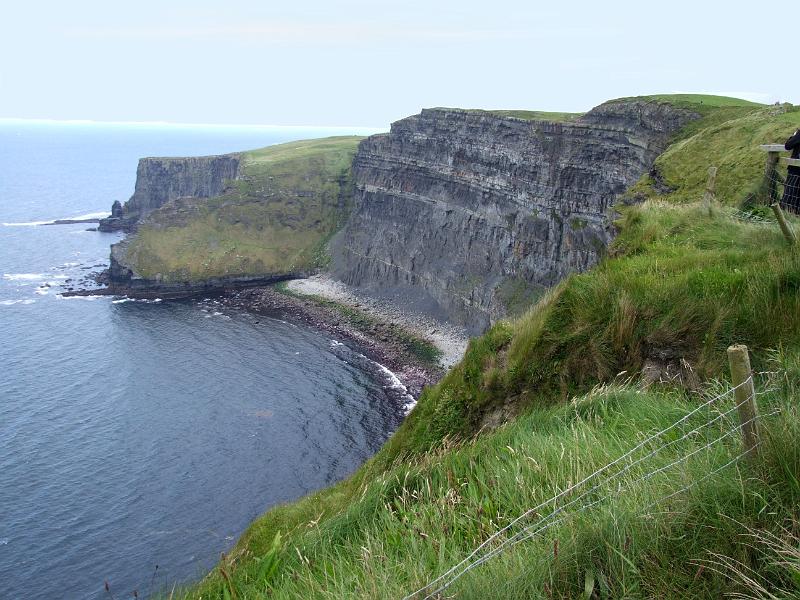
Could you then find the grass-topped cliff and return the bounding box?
[119,136,361,282]
[624,96,799,206]
[165,95,800,599]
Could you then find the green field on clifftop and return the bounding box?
[124,136,361,281]
[169,97,800,599]
[628,100,800,206]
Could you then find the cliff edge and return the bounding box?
[332,100,699,333]
[99,154,240,232]
[106,137,361,294]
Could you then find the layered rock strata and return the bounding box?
[332,101,698,333]
[99,154,240,232]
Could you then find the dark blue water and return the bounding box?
[0,121,402,599]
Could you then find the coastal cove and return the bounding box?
[7,95,800,599]
[0,121,411,599]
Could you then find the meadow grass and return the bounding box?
[614,94,763,108]
[124,137,362,281]
[626,102,800,206]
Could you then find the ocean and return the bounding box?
[0,120,401,599]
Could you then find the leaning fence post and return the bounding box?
[727,344,760,459]
[703,166,717,216]
[760,145,785,204]
[771,203,797,245]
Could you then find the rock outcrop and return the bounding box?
[98,154,240,232]
[103,137,362,296]
[332,100,699,333]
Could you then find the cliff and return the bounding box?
[332,100,700,332]
[107,137,361,293]
[98,154,240,232]
[175,96,800,600]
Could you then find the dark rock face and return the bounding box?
[332,100,698,333]
[98,154,240,231]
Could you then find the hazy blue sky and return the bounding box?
[2,1,797,127]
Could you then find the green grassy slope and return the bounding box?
[123,136,362,281]
[179,358,800,599]
[171,98,800,598]
[625,100,799,206]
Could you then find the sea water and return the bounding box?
[0,120,401,599]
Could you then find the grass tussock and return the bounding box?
[399,201,800,454]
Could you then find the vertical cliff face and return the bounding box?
[332,100,699,333]
[99,154,240,231]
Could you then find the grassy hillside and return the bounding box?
[123,136,362,281]
[178,354,800,599]
[169,97,800,599]
[624,99,799,206]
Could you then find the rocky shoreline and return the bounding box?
[218,283,466,399]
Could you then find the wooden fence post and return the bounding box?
[771,203,798,245]
[760,145,785,204]
[703,166,717,216]
[727,344,760,459]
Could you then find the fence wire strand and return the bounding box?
[416,407,779,600]
[404,377,776,600]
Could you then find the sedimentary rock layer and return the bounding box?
[332,100,698,332]
[99,154,240,231]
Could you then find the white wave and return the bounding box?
[56,294,104,301]
[374,361,417,413]
[1,210,110,227]
[0,538,7,545]
[2,220,53,227]
[111,298,132,304]
[3,273,46,281]
[35,288,49,295]
[63,211,110,221]
[3,298,38,305]
[329,339,416,413]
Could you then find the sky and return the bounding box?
[1,0,798,128]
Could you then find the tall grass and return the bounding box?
[395,202,800,456]
[174,350,800,599]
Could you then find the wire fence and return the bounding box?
[765,160,798,212]
[404,373,780,600]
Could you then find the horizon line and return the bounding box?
[0,116,388,131]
